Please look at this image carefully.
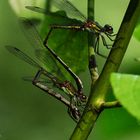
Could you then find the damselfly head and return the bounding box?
[104,24,113,34]
[80,94,87,103]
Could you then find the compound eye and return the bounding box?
[81,95,87,102]
[104,24,113,34]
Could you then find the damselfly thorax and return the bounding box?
[83,20,113,34]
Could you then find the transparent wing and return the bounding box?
[19,18,60,71]
[19,18,70,80]
[22,76,52,83]
[5,45,41,69]
[51,0,87,22]
[35,49,58,71]
[5,45,64,88]
[26,6,50,14]
[26,6,70,20]
[35,49,66,79]
[26,0,86,22]
[19,18,44,50]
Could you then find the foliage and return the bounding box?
[111,73,140,120]
[134,24,140,41]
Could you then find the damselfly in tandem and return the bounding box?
[5,18,87,122]
[26,0,117,57]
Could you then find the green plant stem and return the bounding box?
[45,0,51,11]
[88,0,99,84]
[102,101,121,109]
[70,0,140,139]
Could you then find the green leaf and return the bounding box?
[40,10,88,77]
[134,17,140,41]
[110,73,140,120]
[134,24,140,41]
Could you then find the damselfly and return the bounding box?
[6,46,82,122]
[5,18,87,122]
[26,0,117,57]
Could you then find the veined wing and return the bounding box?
[51,0,87,22]
[5,45,63,86]
[5,46,53,79]
[19,18,63,74]
[19,18,44,50]
[22,76,52,83]
[26,6,70,20]
[5,46,41,69]
[35,49,66,79]
[26,0,86,22]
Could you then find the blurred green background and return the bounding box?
[1,0,140,140]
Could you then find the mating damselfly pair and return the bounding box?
[6,0,116,122]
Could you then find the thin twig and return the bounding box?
[101,101,121,109]
[87,0,99,84]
